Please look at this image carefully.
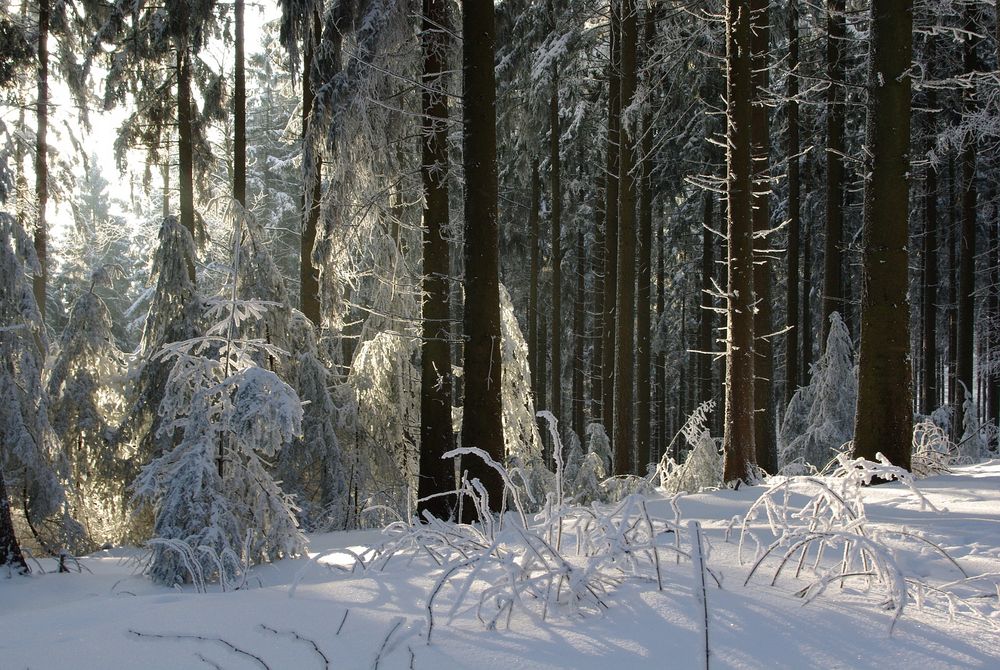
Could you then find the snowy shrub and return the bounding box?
[133,225,306,586]
[656,400,723,494]
[779,312,857,470]
[319,449,692,640]
[737,453,991,632]
[911,421,958,478]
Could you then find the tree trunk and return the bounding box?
[0,468,27,572]
[550,65,562,444]
[802,211,813,387]
[784,0,800,406]
[656,214,666,461]
[591,174,606,424]
[635,9,655,472]
[722,0,756,483]
[33,0,49,321]
[601,1,621,433]
[573,226,586,442]
[751,0,775,473]
[460,0,504,511]
[822,0,846,340]
[699,193,714,405]
[177,47,196,281]
[853,0,912,469]
[528,158,541,409]
[955,8,977,438]
[920,36,938,416]
[234,0,246,208]
[418,0,456,519]
[300,12,324,326]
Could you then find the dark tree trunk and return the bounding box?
[722,0,756,483]
[699,193,715,405]
[550,64,562,442]
[177,47,196,281]
[33,0,49,320]
[947,156,957,410]
[955,9,978,438]
[613,0,638,476]
[591,174,606,423]
[573,226,586,442]
[601,1,621,433]
[234,0,246,208]
[635,10,655,472]
[920,36,938,416]
[528,158,542,408]
[751,0,776,473]
[300,12,324,326]
[785,0,800,405]
[656,215,666,460]
[853,0,912,469]
[0,469,27,573]
[802,213,813,387]
[822,0,846,340]
[162,163,170,219]
[418,0,456,519]
[460,0,504,511]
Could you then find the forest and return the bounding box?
[0,0,999,666]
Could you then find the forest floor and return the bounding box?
[2,461,1000,669]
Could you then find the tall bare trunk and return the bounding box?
[418,0,457,518]
[613,0,638,476]
[723,0,756,483]
[300,12,324,326]
[460,0,504,511]
[601,1,621,433]
[234,0,246,208]
[853,0,913,469]
[33,0,49,321]
[822,0,846,340]
[785,0,800,405]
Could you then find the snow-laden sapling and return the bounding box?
[656,400,723,494]
[0,212,71,563]
[133,221,305,586]
[46,269,129,548]
[779,312,857,471]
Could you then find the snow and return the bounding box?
[3,463,1000,669]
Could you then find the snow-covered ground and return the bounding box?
[3,462,999,669]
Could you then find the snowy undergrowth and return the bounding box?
[735,452,997,633]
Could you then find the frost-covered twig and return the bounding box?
[128,630,269,669]
[259,625,329,669]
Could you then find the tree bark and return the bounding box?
[751,0,775,473]
[635,9,655,472]
[33,0,49,321]
[955,8,977,438]
[0,468,27,572]
[300,11,324,326]
[723,0,756,483]
[920,34,938,416]
[613,0,638,476]
[418,0,456,519]
[822,0,846,340]
[234,0,246,208]
[460,0,504,511]
[853,0,912,469]
[699,193,714,406]
[177,47,196,281]
[601,1,621,433]
[573,226,586,442]
[550,61,562,444]
[528,158,542,409]
[785,0,800,406]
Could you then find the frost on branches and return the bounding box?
[779,312,857,471]
[118,217,203,469]
[656,400,723,494]
[0,212,68,550]
[46,276,129,548]
[133,224,305,586]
